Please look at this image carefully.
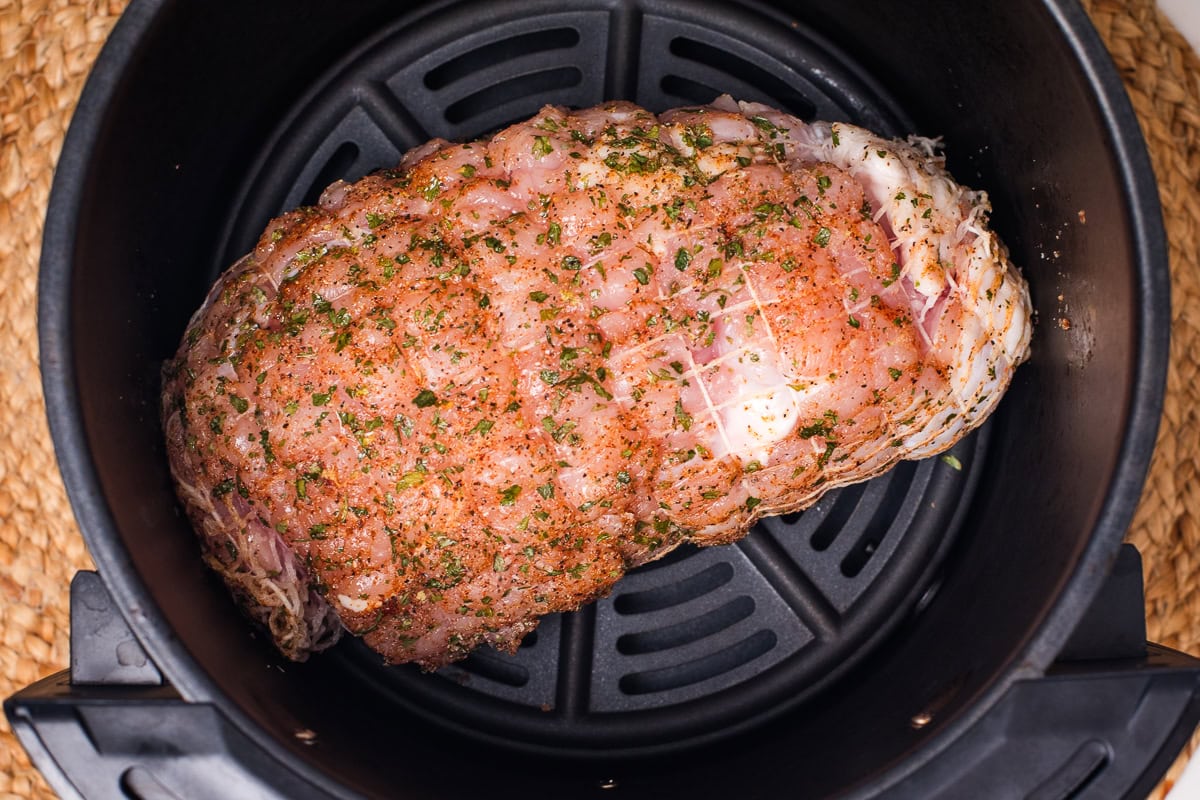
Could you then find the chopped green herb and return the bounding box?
[882,262,901,287]
[422,176,442,201]
[673,399,693,431]
[674,247,692,271]
[397,471,425,490]
[817,440,838,468]
[813,226,832,247]
[941,454,963,471]
[556,371,614,401]
[754,202,785,220]
[259,430,275,464]
[394,414,415,439]
[798,410,839,439]
[499,485,522,506]
[413,389,438,408]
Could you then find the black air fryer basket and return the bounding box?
[11,0,1200,798]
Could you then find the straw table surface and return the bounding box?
[0,0,1197,797]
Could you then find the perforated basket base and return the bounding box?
[219,0,986,756]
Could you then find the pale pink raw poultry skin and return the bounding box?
[161,99,1031,669]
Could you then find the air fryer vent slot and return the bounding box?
[616,595,756,655]
[810,483,867,552]
[229,0,962,756]
[444,67,584,125]
[842,460,920,578]
[667,37,818,119]
[385,10,612,141]
[612,561,734,615]
[633,11,897,128]
[424,28,582,90]
[300,141,360,208]
[618,628,777,695]
[456,651,530,688]
[658,74,722,107]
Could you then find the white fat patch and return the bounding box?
[697,298,802,465]
[573,158,607,189]
[720,388,801,466]
[703,336,802,466]
[337,594,369,613]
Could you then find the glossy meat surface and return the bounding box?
[162,99,1031,667]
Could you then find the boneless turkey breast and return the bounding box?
[162,98,1032,668]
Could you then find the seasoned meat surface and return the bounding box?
[162,98,1031,668]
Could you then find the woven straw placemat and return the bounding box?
[1,0,1197,797]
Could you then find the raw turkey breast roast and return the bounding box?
[162,97,1032,668]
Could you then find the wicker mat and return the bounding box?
[1,0,1197,797]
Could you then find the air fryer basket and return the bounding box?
[222,0,995,753]
[14,0,1193,798]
